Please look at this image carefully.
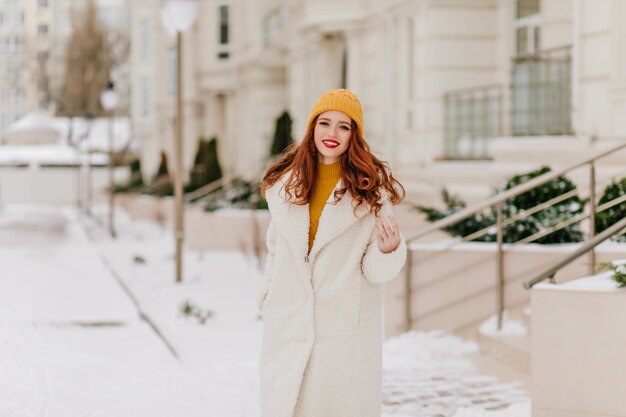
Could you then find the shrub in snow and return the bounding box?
[179,300,214,325]
[202,178,268,212]
[413,166,585,244]
[598,260,626,288]
[115,158,144,193]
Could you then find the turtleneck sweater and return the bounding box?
[308,161,342,253]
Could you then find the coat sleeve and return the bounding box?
[257,218,276,312]
[360,193,408,284]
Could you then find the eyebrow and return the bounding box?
[318,117,351,126]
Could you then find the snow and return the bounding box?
[534,272,625,292]
[0,204,530,416]
[0,144,107,166]
[1,114,134,166]
[479,311,528,337]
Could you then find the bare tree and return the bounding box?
[39,0,129,211]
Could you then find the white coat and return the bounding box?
[257,171,407,417]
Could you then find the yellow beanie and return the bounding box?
[305,89,364,137]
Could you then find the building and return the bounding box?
[132,0,626,196]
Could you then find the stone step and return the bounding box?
[477,332,531,376]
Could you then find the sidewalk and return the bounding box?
[0,206,233,416]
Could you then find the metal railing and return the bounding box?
[444,84,503,159]
[523,215,626,289]
[403,140,626,331]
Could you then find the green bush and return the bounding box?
[144,150,173,197]
[595,178,626,242]
[270,111,293,156]
[186,137,223,193]
[413,167,586,244]
[113,158,144,193]
[203,178,267,212]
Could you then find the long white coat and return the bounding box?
[257,171,407,417]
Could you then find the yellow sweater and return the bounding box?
[308,161,342,252]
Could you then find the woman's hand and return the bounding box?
[375,215,401,254]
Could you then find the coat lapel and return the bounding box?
[308,178,370,261]
[265,171,371,266]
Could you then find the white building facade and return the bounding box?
[132,0,626,194]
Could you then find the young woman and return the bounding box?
[258,89,407,417]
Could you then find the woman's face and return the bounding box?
[313,110,352,164]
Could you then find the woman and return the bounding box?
[258,89,407,417]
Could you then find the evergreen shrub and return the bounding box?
[413,167,586,244]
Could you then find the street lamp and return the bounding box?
[100,80,119,238]
[160,0,200,283]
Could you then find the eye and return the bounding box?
[318,121,329,126]
[340,125,351,131]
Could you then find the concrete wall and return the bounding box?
[532,274,626,417]
[382,241,626,338]
[0,166,128,205]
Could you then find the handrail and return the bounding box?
[184,175,231,204]
[405,141,626,243]
[523,215,626,289]
[402,138,626,332]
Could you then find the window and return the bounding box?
[217,5,229,59]
[38,24,49,37]
[407,16,414,129]
[140,18,150,60]
[141,77,150,118]
[517,0,539,19]
[262,8,289,48]
[1,87,25,106]
[514,0,540,55]
[219,5,228,44]
[0,36,25,54]
[0,10,25,30]
[37,50,49,64]
[168,47,177,96]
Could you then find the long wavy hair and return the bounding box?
[261,115,405,216]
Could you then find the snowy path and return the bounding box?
[0,206,256,416]
[0,205,530,416]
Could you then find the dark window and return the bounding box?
[516,0,539,19]
[219,5,229,44]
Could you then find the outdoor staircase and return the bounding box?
[476,304,532,375]
[391,136,626,393]
[397,136,626,207]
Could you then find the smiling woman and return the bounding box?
[257,89,407,417]
[314,110,352,164]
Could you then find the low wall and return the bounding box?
[0,165,128,205]
[382,241,626,338]
[532,274,626,417]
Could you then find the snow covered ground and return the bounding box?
[0,204,530,416]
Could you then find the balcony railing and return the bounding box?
[443,46,573,159]
[444,84,503,159]
[511,45,572,136]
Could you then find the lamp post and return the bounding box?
[160,0,200,283]
[100,81,119,238]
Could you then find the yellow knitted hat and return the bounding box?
[305,89,364,137]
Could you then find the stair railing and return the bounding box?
[402,140,626,331]
[523,215,626,289]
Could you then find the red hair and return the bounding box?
[261,115,405,216]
